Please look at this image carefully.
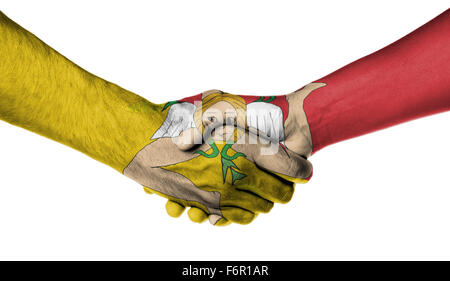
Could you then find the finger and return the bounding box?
[221,207,256,225]
[272,168,313,184]
[231,138,306,203]
[143,186,153,195]
[238,178,295,204]
[241,128,313,180]
[187,207,208,223]
[209,214,223,225]
[165,200,186,218]
[221,189,274,213]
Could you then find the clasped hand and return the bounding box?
[124,84,325,225]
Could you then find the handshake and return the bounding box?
[123,83,325,226]
[2,9,448,228]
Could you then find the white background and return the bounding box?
[0,1,449,260]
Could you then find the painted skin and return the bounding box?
[0,11,314,225]
[3,8,448,226]
[124,88,319,225]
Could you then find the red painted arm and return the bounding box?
[304,9,450,154]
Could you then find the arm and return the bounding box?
[301,9,450,153]
[203,8,450,186]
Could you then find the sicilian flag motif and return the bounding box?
[152,92,290,151]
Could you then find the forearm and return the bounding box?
[303,9,450,153]
[0,11,162,172]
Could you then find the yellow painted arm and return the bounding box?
[0,11,162,172]
[0,11,313,225]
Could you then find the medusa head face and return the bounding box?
[194,92,246,142]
